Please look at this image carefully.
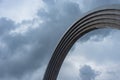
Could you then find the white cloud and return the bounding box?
[0,0,43,23]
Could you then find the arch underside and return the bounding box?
[43,6,120,80]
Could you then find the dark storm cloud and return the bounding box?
[79,65,99,80]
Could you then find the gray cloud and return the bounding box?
[72,29,120,64]
[79,65,99,80]
[0,18,16,35]
[80,0,120,12]
[0,0,82,79]
[79,28,112,42]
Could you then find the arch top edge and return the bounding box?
[69,4,120,32]
[77,4,120,22]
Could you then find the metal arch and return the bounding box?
[43,5,120,80]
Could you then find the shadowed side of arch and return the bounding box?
[43,5,120,80]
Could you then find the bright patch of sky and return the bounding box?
[0,0,44,23]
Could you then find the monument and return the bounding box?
[43,5,120,80]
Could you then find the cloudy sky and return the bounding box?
[0,0,120,80]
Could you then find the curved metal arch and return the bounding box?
[43,5,120,80]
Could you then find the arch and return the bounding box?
[43,5,120,80]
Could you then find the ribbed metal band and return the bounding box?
[43,5,120,80]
